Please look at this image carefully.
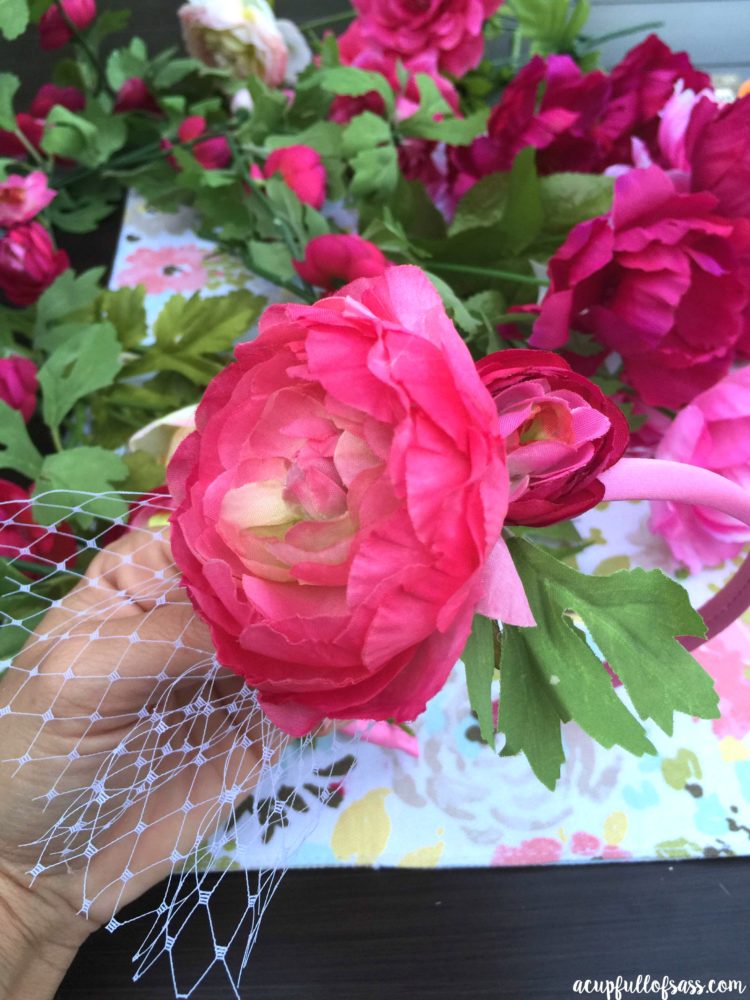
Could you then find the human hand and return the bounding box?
[0,526,267,998]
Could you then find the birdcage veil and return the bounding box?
[0,489,356,998]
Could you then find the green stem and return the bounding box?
[50,426,63,452]
[580,21,663,50]
[54,0,115,98]
[430,261,548,286]
[301,10,355,32]
[12,127,45,166]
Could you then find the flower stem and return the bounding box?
[301,10,355,32]
[54,0,115,98]
[580,21,663,50]
[12,128,45,166]
[430,261,548,286]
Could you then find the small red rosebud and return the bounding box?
[0,356,38,422]
[293,234,388,291]
[39,0,96,51]
[114,77,161,115]
[176,115,232,170]
[0,222,69,306]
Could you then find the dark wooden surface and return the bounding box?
[3,2,749,997]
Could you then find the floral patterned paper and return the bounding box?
[112,193,750,870]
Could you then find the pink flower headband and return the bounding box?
[167,266,750,775]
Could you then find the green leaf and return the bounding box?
[0,1,27,40]
[501,536,717,785]
[350,144,399,200]
[33,448,128,526]
[450,173,510,238]
[398,76,488,144]
[95,286,147,349]
[41,100,127,167]
[34,268,104,344]
[342,111,391,158]
[0,72,20,130]
[126,290,265,385]
[317,66,395,118]
[497,625,567,790]
[121,451,165,492]
[38,323,123,431]
[423,271,481,337]
[539,173,613,239]
[498,148,543,254]
[0,400,43,478]
[507,0,591,53]
[105,37,149,91]
[462,614,497,746]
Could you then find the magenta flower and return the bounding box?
[0,356,38,421]
[39,0,96,50]
[0,222,68,306]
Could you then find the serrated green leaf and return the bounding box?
[508,535,716,736]
[317,66,395,118]
[398,76,488,144]
[450,173,510,238]
[33,448,128,526]
[34,268,104,343]
[126,290,265,385]
[0,72,20,129]
[0,1,27,40]
[350,144,399,200]
[507,0,591,53]
[105,37,149,91]
[423,271,481,337]
[539,173,613,239]
[95,286,147,349]
[462,614,497,746]
[0,400,43,478]
[38,323,122,431]
[342,111,391,158]
[41,100,126,167]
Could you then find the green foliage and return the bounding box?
[538,173,613,240]
[0,72,20,130]
[38,324,123,433]
[0,0,27,40]
[316,66,395,118]
[41,100,127,167]
[462,614,498,746]
[398,74,489,145]
[0,400,43,477]
[33,449,129,526]
[497,537,716,789]
[123,290,265,384]
[506,0,591,54]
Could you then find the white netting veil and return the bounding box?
[0,490,352,998]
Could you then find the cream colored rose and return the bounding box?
[128,404,197,467]
[178,0,289,86]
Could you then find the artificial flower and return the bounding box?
[128,404,198,466]
[257,145,327,209]
[350,0,502,77]
[114,77,161,115]
[685,94,750,219]
[176,115,232,170]
[477,350,629,527]
[650,366,750,572]
[532,166,750,408]
[0,172,56,228]
[0,356,38,422]
[293,234,389,290]
[0,84,85,158]
[0,222,69,306]
[0,480,77,574]
[168,265,531,736]
[178,0,289,86]
[39,0,96,50]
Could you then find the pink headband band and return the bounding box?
[601,458,750,650]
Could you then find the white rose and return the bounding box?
[128,404,198,467]
[277,19,311,85]
[178,0,289,86]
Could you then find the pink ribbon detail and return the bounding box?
[600,458,750,649]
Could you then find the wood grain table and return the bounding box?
[2,3,749,997]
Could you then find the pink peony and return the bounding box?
[0,222,69,306]
[294,234,389,291]
[351,0,502,78]
[532,166,750,409]
[477,350,629,527]
[261,145,327,209]
[175,115,232,170]
[114,77,161,115]
[0,356,38,422]
[596,35,711,168]
[333,22,459,124]
[0,84,85,158]
[168,266,529,736]
[39,0,96,50]
[685,94,750,220]
[650,366,750,572]
[0,172,56,228]
[456,55,610,182]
